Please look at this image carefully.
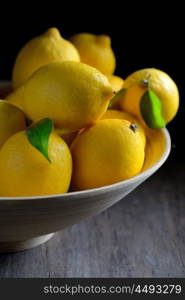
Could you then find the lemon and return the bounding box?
[107,75,124,92]
[119,68,179,123]
[13,27,80,88]
[71,119,145,190]
[0,100,26,148]
[101,109,146,147]
[142,128,167,171]
[23,61,114,131]
[69,33,116,75]
[0,130,72,197]
[6,84,25,110]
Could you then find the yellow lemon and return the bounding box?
[119,68,179,123]
[71,119,145,190]
[107,75,124,92]
[142,128,167,171]
[69,33,116,75]
[101,109,146,147]
[23,61,114,131]
[0,100,26,148]
[6,84,25,110]
[13,27,80,88]
[0,130,72,197]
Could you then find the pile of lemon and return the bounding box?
[0,27,179,197]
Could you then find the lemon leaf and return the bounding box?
[108,88,126,108]
[26,118,53,162]
[140,89,166,129]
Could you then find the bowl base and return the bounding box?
[0,233,55,253]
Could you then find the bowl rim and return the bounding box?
[0,128,171,201]
[0,80,11,87]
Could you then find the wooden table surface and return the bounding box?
[0,154,184,278]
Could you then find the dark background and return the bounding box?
[0,6,183,159]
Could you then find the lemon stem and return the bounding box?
[129,124,138,133]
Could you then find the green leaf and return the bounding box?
[108,88,126,108]
[140,89,166,129]
[26,118,53,162]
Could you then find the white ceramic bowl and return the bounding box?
[0,82,171,252]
